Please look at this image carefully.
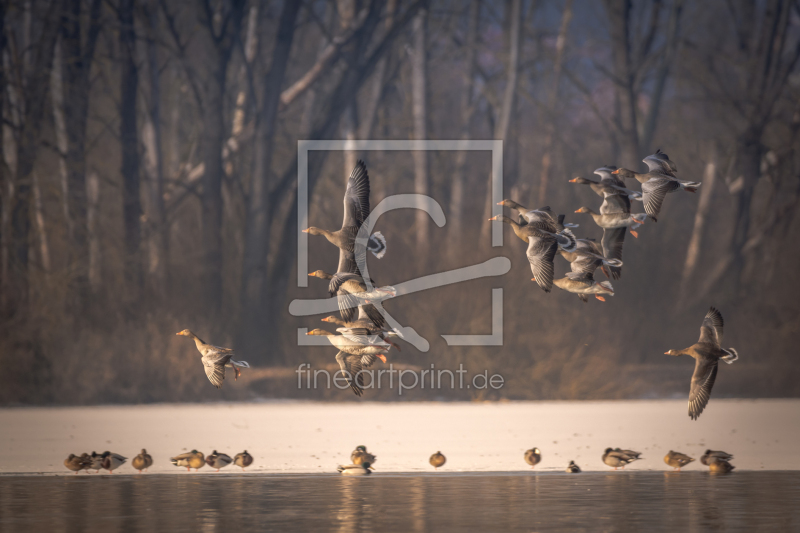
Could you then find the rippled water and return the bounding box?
[1,472,798,532]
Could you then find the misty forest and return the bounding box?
[0,0,798,404]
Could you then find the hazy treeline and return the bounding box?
[0,0,798,404]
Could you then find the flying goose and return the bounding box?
[665,307,739,420]
[176,330,250,388]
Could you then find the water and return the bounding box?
[1,472,799,532]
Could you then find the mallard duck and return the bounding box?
[89,451,104,472]
[553,272,615,302]
[566,460,581,473]
[614,448,642,459]
[709,460,735,473]
[176,330,250,388]
[64,453,92,474]
[612,150,701,222]
[665,307,739,420]
[303,160,386,276]
[351,445,377,466]
[338,463,372,475]
[489,212,577,292]
[171,450,205,472]
[524,447,541,468]
[132,449,153,473]
[234,450,253,471]
[430,451,446,469]
[322,316,402,351]
[700,449,733,466]
[100,451,127,473]
[206,450,233,472]
[664,450,695,470]
[603,448,641,470]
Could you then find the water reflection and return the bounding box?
[0,472,798,532]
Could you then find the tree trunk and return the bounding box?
[119,0,142,296]
[10,0,62,311]
[144,0,167,299]
[50,39,73,245]
[32,172,50,273]
[61,0,102,307]
[449,0,479,253]
[678,152,716,304]
[728,128,763,284]
[240,0,301,344]
[604,0,639,167]
[537,0,573,204]
[411,7,429,255]
[86,171,101,292]
[483,0,520,240]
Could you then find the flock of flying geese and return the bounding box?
[173,152,739,419]
[76,151,741,477]
[64,449,254,474]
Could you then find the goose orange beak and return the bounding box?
[611,169,620,174]
[664,351,671,355]
[488,216,497,221]
[496,201,504,205]
[569,178,579,182]
[574,209,581,213]
[301,229,310,233]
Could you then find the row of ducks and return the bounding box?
[64,449,253,474]
[336,446,736,475]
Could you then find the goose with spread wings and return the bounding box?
[303,160,386,275]
[306,328,391,396]
[665,307,739,420]
[308,270,395,327]
[176,330,250,388]
[489,209,577,292]
[574,207,647,280]
[612,150,701,222]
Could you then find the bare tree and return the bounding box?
[411,6,429,253]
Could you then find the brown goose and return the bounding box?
[177,330,250,388]
[489,213,576,292]
[664,450,695,471]
[322,316,402,350]
[700,449,733,466]
[308,270,393,328]
[302,160,386,275]
[612,150,701,222]
[665,307,739,420]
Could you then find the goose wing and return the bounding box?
[641,177,678,221]
[335,351,365,396]
[688,357,718,420]
[601,227,625,280]
[527,234,558,292]
[599,192,631,215]
[342,160,370,229]
[202,355,229,388]
[698,307,724,346]
[643,150,678,175]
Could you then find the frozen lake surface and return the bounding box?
[1,399,799,474]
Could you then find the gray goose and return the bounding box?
[574,206,647,280]
[176,330,250,388]
[303,160,386,276]
[612,150,701,222]
[489,210,577,293]
[322,316,402,350]
[308,270,394,328]
[569,165,643,211]
[665,307,739,420]
[553,271,615,303]
[305,328,390,396]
